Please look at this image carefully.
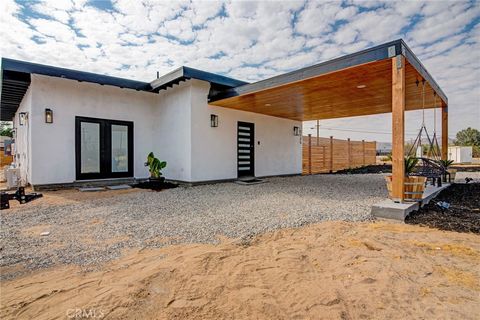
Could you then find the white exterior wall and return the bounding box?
[12,86,33,184]
[27,74,157,185]
[190,80,302,182]
[13,75,302,185]
[151,81,192,181]
[448,146,473,164]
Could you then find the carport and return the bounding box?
[209,39,448,202]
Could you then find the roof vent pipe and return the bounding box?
[156,71,159,79]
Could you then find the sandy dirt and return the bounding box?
[1,221,479,320]
[1,187,141,212]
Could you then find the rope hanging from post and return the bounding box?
[406,81,447,185]
[433,93,437,134]
[407,79,424,156]
[421,79,426,126]
[407,78,440,160]
[431,92,441,159]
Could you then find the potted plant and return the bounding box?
[145,152,167,183]
[437,159,456,182]
[385,156,427,202]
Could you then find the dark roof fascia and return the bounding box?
[209,39,447,104]
[150,66,248,91]
[184,66,248,87]
[1,58,152,92]
[0,68,31,121]
[149,67,185,91]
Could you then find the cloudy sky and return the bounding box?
[1,0,479,142]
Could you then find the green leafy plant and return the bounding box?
[404,156,419,175]
[455,127,480,157]
[145,152,167,178]
[455,127,480,146]
[436,159,454,168]
[0,121,13,137]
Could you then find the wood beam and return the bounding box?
[308,134,312,175]
[391,56,406,202]
[347,138,351,168]
[442,106,448,160]
[329,136,334,173]
[362,140,366,166]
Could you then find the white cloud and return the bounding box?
[30,18,77,42]
[347,8,408,43]
[161,16,196,42]
[408,1,479,45]
[295,2,344,37]
[391,1,423,18]
[334,25,358,44]
[30,1,72,24]
[335,5,358,20]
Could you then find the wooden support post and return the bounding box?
[362,140,366,166]
[347,138,351,168]
[392,56,406,202]
[442,106,448,160]
[329,136,334,173]
[322,146,326,169]
[308,134,312,175]
[316,120,320,146]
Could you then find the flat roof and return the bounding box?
[0,58,247,121]
[0,58,154,121]
[1,39,447,122]
[150,66,248,91]
[209,39,447,104]
[208,39,448,121]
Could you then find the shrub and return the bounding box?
[145,152,167,178]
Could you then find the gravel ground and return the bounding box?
[0,174,387,280]
[454,171,480,183]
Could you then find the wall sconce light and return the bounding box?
[45,108,53,123]
[293,126,300,136]
[210,114,218,127]
[19,112,27,126]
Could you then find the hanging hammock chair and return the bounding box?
[407,79,450,186]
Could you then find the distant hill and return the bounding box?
[377,137,456,153]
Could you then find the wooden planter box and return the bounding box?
[447,169,457,182]
[385,175,427,201]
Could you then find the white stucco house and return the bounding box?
[1,40,449,191]
[1,58,302,188]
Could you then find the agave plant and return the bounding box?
[436,159,454,168]
[404,155,419,176]
[145,152,167,178]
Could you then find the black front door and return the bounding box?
[237,121,255,177]
[75,116,133,180]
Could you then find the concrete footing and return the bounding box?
[371,183,450,221]
[32,178,141,191]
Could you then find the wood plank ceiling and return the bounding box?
[210,59,446,121]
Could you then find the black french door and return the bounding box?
[237,121,255,177]
[75,116,133,180]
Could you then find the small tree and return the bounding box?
[455,127,480,157]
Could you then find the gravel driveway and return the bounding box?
[1,174,387,279]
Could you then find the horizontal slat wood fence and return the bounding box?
[0,152,13,167]
[302,135,376,174]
